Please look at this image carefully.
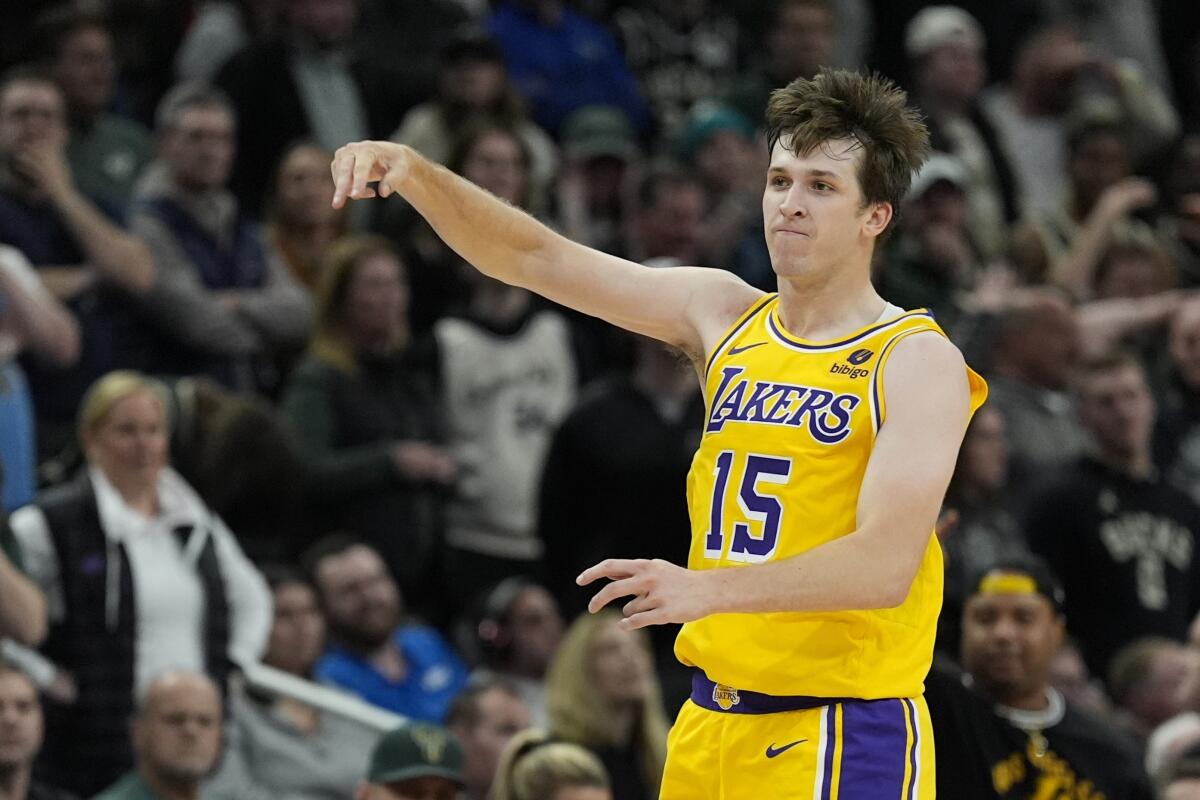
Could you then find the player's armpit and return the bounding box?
[854,332,973,602]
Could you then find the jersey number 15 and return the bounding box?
[704,451,793,562]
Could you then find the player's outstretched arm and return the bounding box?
[331,141,760,355]
[579,332,973,627]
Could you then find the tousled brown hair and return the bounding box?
[766,68,930,216]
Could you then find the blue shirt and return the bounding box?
[315,625,469,721]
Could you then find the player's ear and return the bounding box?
[862,201,892,238]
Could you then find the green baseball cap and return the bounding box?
[367,723,466,787]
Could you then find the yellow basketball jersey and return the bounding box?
[675,294,988,699]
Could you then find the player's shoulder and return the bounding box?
[884,325,965,373]
[687,268,767,330]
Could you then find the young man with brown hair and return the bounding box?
[331,68,986,796]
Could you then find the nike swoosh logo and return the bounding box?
[765,739,808,758]
[728,342,767,356]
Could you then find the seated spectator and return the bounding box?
[215,0,401,214]
[626,167,706,266]
[545,611,668,800]
[305,537,469,721]
[553,106,640,257]
[1109,637,1194,743]
[93,671,224,800]
[1027,352,1200,679]
[391,27,557,216]
[0,68,155,462]
[0,245,78,512]
[266,141,346,292]
[469,578,563,725]
[131,82,313,395]
[980,21,1178,217]
[538,331,700,709]
[984,298,1088,486]
[938,405,1029,655]
[726,0,836,127]
[613,0,741,138]
[355,721,465,800]
[0,664,75,800]
[8,371,272,795]
[877,153,980,327]
[282,236,455,615]
[36,6,153,209]
[676,104,771,287]
[492,728,611,800]
[1009,116,1162,297]
[904,5,1016,259]
[926,558,1152,797]
[485,0,648,138]
[226,566,379,800]
[1157,299,1200,504]
[174,0,282,83]
[445,678,533,800]
[1050,636,1116,720]
[0,513,46,648]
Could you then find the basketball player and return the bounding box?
[331,69,987,798]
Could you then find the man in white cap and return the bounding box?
[905,5,1015,260]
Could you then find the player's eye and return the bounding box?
[813,182,832,192]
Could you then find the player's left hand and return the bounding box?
[577,558,713,630]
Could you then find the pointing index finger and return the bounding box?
[331,149,355,208]
[577,559,640,586]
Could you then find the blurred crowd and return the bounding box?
[1,0,1200,798]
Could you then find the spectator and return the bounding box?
[676,104,771,287]
[391,27,557,216]
[1108,637,1194,742]
[8,371,272,795]
[354,722,465,800]
[1026,352,1200,679]
[1009,116,1161,297]
[979,21,1179,217]
[36,6,153,209]
[726,0,836,127]
[0,68,155,462]
[305,537,469,721]
[0,664,75,800]
[492,728,611,800]
[485,0,648,138]
[627,167,707,265]
[538,332,700,709]
[175,0,283,83]
[131,82,313,394]
[545,611,668,800]
[877,153,980,327]
[435,123,578,591]
[215,0,402,214]
[1050,636,1116,720]
[266,140,346,292]
[445,678,533,800]
[926,558,1152,798]
[1157,299,1200,505]
[282,236,455,616]
[553,106,640,257]
[939,405,1029,653]
[0,244,78,513]
[469,579,563,725]
[904,5,1016,258]
[1161,133,1200,286]
[225,566,379,800]
[93,671,224,800]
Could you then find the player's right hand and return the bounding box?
[330,141,414,209]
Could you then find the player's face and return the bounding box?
[762,138,889,282]
[961,593,1063,705]
[1078,365,1156,461]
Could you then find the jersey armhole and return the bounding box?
[868,327,944,436]
[702,293,776,377]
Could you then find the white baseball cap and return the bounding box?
[905,6,984,58]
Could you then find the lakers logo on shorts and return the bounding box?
[712,684,741,710]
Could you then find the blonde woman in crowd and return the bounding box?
[492,729,611,800]
[545,610,669,800]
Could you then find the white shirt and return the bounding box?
[9,467,272,695]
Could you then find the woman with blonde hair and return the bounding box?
[7,370,271,796]
[281,235,456,622]
[493,729,611,800]
[545,610,669,800]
